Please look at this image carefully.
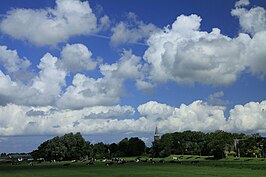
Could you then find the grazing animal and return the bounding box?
[71,160,77,163]
[105,162,114,166]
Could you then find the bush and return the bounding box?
[213,147,225,159]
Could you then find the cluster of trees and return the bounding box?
[31,133,145,161]
[152,130,266,159]
[31,133,89,161]
[92,137,145,159]
[30,131,266,161]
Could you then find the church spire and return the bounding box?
[155,125,159,135]
[154,125,160,141]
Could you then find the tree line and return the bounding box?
[31,132,145,161]
[152,130,266,159]
[29,131,266,161]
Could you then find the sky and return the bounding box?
[0,0,266,153]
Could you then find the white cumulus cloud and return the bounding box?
[138,100,266,134]
[232,3,266,36]
[242,29,266,77]
[0,45,30,73]
[139,100,226,132]
[57,50,143,109]
[227,101,266,133]
[138,101,175,120]
[144,3,266,85]
[56,73,122,109]
[0,0,97,46]
[60,43,97,73]
[231,2,266,76]
[0,45,145,109]
[144,14,249,85]
[0,53,66,107]
[31,53,66,105]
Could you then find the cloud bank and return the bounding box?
[0,100,265,136]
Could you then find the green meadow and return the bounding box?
[1,157,266,177]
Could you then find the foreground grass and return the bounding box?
[0,161,266,177]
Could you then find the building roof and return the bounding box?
[10,154,32,159]
[155,125,159,136]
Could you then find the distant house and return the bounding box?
[10,154,33,162]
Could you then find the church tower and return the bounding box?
[154,125,160,141]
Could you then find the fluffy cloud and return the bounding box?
[0,44,143,109]
[138,100,266,134]
[144,14,249,85]
[60,43,97,73]
[57,50,143,109]
[110,12,159,46]
[169,101,227,132]
[144,3,266,85]
[0,45,30,73]
[232,3,266,36]
[0,104,136,136]
[231,2,266,76]
[0,70,37,106]
[31,53,66,105]
[227,101,266,133]
[100,50,142,79]
[235,0,250,8]
[243,31,266,76]
[1,100,265,136]
[0,53,66,107]
[139,100,227,132]
[0,70,20,105]
[0,0,97,46]
[56,73,122,109]
[138,101,175,120]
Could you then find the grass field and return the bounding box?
[1,164,266,177]
[1,159,266,177]
[0,156,266,177]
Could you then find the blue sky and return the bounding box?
[0,0,266,153]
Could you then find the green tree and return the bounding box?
[0,153,7,157]
[93,142,107,159]
[117,138,129,156]
[31,132,89,161]
[159,133,173,157]
[127,137,146,156]
[205,131,234,159]
[109,143,118,157]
